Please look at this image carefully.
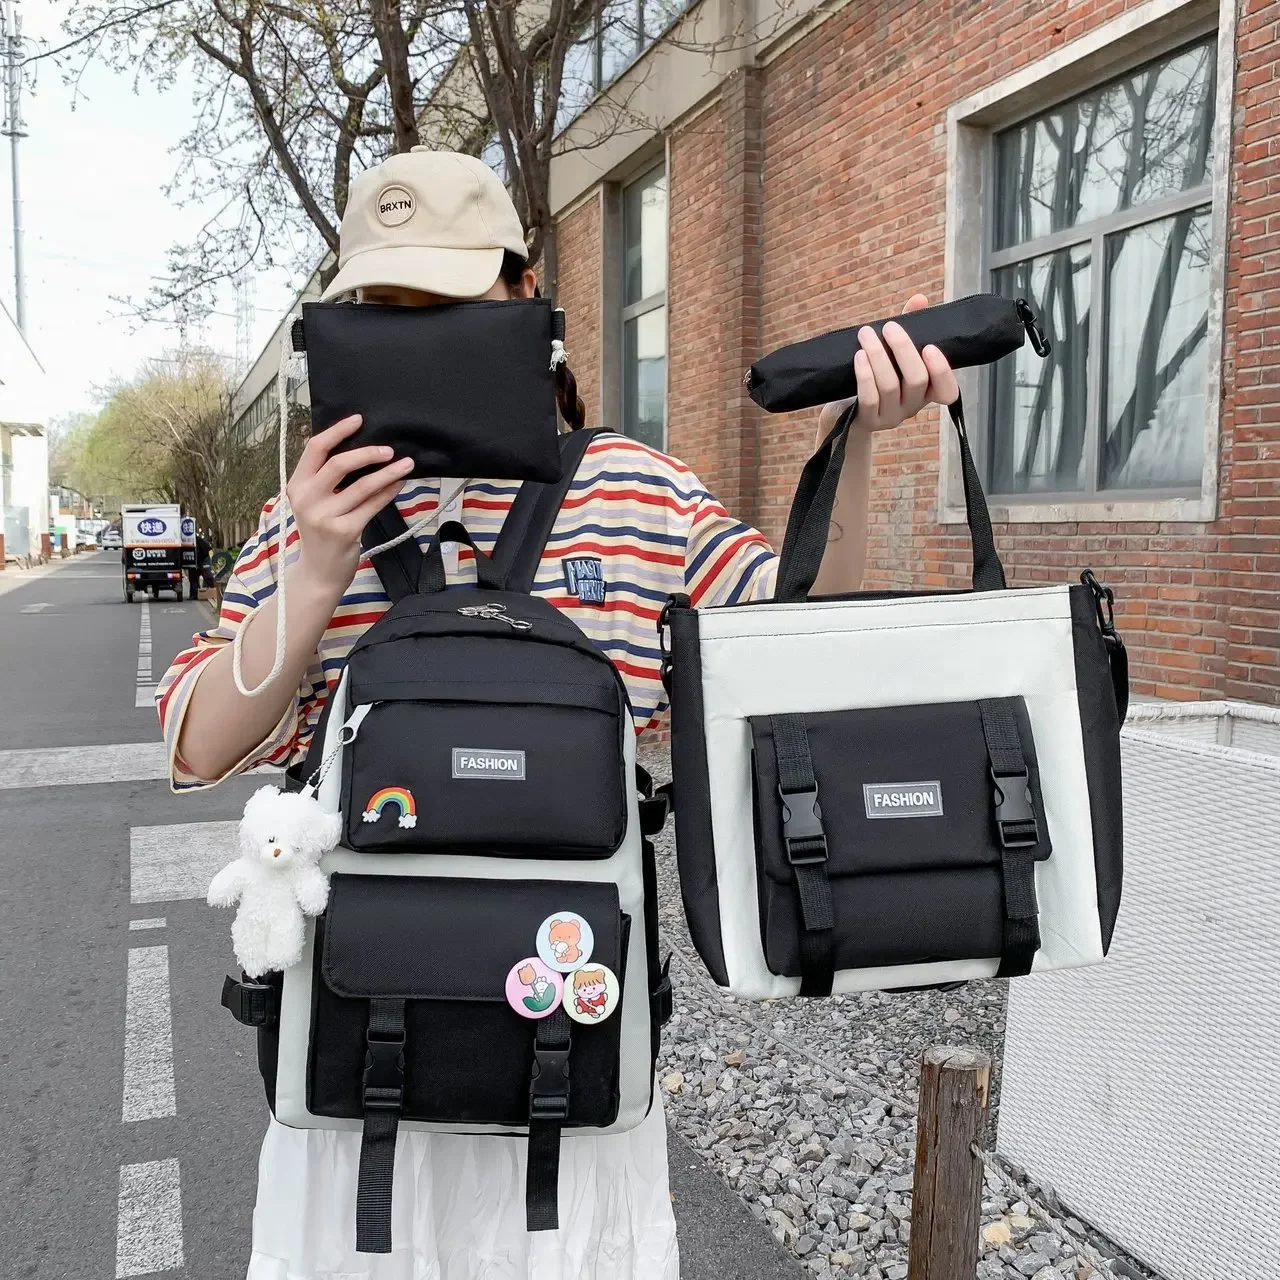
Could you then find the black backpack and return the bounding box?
[221,428,673,1253]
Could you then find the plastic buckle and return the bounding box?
[220,975,278,1027]
[658,594,690,696]
[991,768,1039,848]
[529,1045,571,1122]
[779,785,827,865]
[1016,298,1052,357]
[363,1031,406,1111]
[639,792,671,837]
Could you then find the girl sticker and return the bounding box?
[536,912,595,974]
[505,958,564,1019]
[565,964,620,1025]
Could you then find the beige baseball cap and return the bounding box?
[321,147,529,301]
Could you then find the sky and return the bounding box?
[0,0,303,421]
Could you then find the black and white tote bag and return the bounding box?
[659,397,1128,1000]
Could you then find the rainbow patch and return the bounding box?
[362,786,417,829]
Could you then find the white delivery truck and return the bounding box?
[122,503,186,602]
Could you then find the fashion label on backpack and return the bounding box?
[218,428,674,1254]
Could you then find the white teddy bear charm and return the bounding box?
[207,784,342,978]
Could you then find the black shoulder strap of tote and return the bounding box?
[492,427,603,595]
[774,393,1007,602]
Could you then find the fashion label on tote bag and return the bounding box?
[660,306,1128,1000]
[219,429,674,1254]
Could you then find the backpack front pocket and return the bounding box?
[341,683,627,856]
[308,874,629,1128]
[750,697,1052,980]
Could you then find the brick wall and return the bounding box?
[555,0,1280,704]
[555,194,603,426]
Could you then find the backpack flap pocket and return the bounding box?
[341,636,628,858]
[749,698,1051,984]
[308,874,628,1128]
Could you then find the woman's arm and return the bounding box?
[811,294,959,595]
[174,416,413,782]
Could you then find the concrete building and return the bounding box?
[238,0,1279,703]
[0,299,49,562]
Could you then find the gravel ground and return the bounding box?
[641,747,1160,1280]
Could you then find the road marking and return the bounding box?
[131,820,237,904]
[136,601,152,687]
[0,740,278,789]
[115,1159,184,1277]
[20,601,51,613]
[134,684,157,709]
[129,917,166,931]
[122,946,176,1122]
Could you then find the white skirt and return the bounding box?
[245,1093,680,1280]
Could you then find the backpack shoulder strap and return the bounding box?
[361,502,423,604]
[493,427,604,595]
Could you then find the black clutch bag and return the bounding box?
[295,297,565,483]
[744,293,1050,413]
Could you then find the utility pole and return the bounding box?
[0,0,25,336]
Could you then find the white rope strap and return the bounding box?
[231,321,305,697]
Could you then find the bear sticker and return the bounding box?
[536,911,595,973]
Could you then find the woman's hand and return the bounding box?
[285,415,413,596]
[817,294,960,440]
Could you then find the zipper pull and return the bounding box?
[457,603,533,631]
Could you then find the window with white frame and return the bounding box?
[987,37,1217,498]
[621,165,667,449]
[555,0,692,134]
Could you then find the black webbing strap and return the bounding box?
[769,714,835,997]
[355,998,406,1254]
[495,427,603,595]
[774,392,1006,601]
[977,699,1042,977]
[361,505,424,603]
[526,1006,572,1232]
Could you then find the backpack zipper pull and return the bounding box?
[457,603,533,631]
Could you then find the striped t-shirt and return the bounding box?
[157,432,779,790]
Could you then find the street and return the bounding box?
[0,551,800,1280]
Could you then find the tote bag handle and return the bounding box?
[774,393,1007,603]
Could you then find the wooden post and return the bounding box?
[908,1046,991,1280]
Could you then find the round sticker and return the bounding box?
[564,964,620,1025]
[505,958,563,1019]
[536,912,595,973]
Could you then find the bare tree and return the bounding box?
[53,0,632,314]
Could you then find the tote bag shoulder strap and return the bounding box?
[774,394,1007,602]
[492,427,604,596]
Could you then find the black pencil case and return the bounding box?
[744,293,1050,413]
[294,298,564,484]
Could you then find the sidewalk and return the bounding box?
[0,550,101,599]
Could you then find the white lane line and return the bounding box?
[20,601,51,613]
[136,600,152,686]
[131,820,237,904]
[129,918,166,931]
[134,685,157,710]
[115,1159,184,1277]
[0,740,279,789]
[122,945,176,1122]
